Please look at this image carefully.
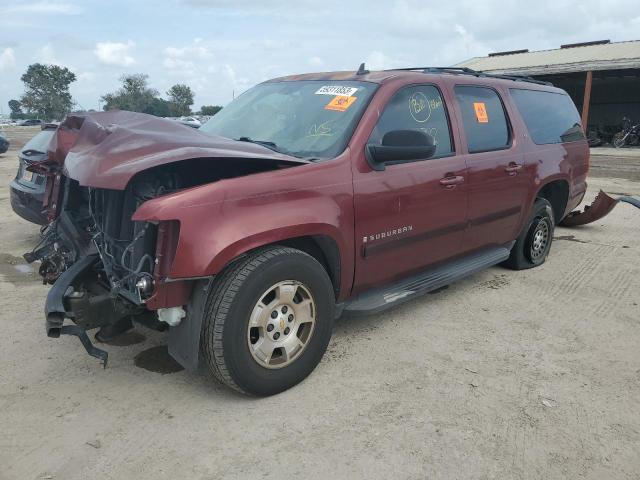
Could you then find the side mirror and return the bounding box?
[365,130,436,171]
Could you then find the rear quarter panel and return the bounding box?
[502,85,589,222]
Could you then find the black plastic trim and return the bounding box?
[345,245,512,315]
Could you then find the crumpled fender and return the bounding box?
[560,190,640,227]
[131,156,356,300]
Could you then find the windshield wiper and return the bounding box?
[236,137,280,152]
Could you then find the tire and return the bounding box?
[201,246,335,396]
[613,135,625,148]
[502,198,554,270]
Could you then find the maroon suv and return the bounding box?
[25,66,588,395]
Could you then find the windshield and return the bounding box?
[200,80,377,159]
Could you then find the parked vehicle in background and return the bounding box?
[25,66,589,396]
[613,116,640,148]
[9,123,57,225]
[0,131,9,154]
[19,119,44,127]
[178,116,202,128]
[587,129,602,147]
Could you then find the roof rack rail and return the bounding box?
[386,66,553,86]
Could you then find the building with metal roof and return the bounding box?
[455,40,640,143]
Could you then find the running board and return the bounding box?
[343,246,511,315]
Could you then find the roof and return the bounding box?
[454,40,640,76]
[267,68,558,89]
[268,70,397,84]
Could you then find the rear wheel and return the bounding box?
[201,246,335,396]
[503,198,554,270]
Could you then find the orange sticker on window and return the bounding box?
[325,95,357,112]
[473,102,489,123]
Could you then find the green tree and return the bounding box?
[8,99,24,119]
[19,63,76,120]
[101,74,159,113]
[147,98,171,117]
[167,83,194,116]
[200,105,223,116]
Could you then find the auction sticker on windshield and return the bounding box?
[325,95,357,112]
[315,85,359,97]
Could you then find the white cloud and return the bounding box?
[365,51,397,70]
[308,56,324,68]
[94,41,136,66]
[162,41,212,73]
[223,64,250,93]
[37,44,61,65]
[77,71,96,82]
[6,1,81,15]
[0,48,16,70]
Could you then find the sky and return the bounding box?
[1,0,639,114]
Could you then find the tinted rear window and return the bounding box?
[510,89,585,144]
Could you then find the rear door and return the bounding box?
[352,83,468,291]
[452,85,531,250]
[509,88,589,214]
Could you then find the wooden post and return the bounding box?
[581,70,593,128]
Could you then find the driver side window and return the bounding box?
[369,85,453,157]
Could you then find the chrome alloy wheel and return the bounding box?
[530,220,550,261]
[247,280,316,369]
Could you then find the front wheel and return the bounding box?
[502,198,555,270]
[201,246,335,396]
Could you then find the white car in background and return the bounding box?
[177,116,201,128]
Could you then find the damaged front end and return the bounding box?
[26,174,182,366]
[24,110,307,366]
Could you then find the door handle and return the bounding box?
[439,175,465,188]
[505,163,523,175]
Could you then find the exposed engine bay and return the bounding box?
[25,171,179,334]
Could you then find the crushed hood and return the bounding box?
[41,110,308,190]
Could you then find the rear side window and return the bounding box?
[454,86,510,153]
[510,89,585,144]
[369,85,453,157]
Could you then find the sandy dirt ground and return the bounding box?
[0,126,639,480]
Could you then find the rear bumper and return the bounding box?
[9,180,47,225]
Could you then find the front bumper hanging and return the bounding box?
[44,254,108,367]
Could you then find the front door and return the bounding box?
[352,84,468,292]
